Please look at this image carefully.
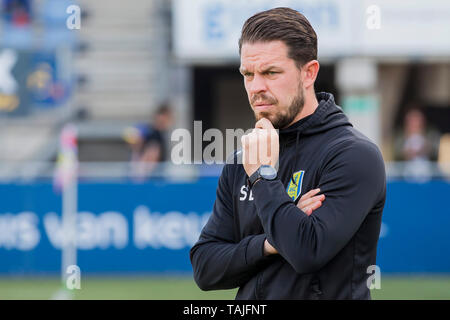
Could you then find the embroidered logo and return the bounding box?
[286,170,305,201]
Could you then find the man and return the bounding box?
[124,104,174,179]
[190,7,386,299]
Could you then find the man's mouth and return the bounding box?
[253,103,273,111]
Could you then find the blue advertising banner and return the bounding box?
[377,180,450,273]
[1,178,449,274]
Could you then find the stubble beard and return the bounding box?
[254,85,305,129]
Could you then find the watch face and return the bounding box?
[260,165,277,180]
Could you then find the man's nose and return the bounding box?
[248,74,267,95]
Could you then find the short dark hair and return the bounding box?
[238,7,317,68]
[155,103,172,116]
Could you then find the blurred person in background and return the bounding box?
[123,103,174,180]
[3,0,31,26]
[394,106,441,179]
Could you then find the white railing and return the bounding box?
[0,161,450,182]
[0,161,223,182]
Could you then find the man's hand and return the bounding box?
[263,188,326,256]
[297,188,325,216]
[264,239,279,256]
[241,118,279,177]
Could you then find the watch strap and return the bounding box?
[247,168,261,190]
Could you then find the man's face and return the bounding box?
[240,40,305,129]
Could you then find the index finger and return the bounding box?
[299,188,321,201]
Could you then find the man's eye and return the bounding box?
[244,73,253,78]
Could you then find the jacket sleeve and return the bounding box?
[190,163,275,291]
[251,139,386,274]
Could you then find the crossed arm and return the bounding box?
[190,164,325,291]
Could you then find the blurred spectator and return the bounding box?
[3,0,31,26]
[394,107,441,180]
[123,103,174,180]
[395,108,440,162]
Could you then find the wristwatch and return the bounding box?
[247,165,278,189]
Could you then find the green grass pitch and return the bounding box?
[0,275,449,300]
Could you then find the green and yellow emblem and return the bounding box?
[286,170,305,201]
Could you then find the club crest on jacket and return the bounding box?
[287,170,305,201]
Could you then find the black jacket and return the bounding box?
[190,92,386,299]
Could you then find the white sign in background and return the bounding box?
[173,0,450,61]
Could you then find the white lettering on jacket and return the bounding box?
[239,185,254,201]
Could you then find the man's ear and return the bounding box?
[301,60,320,89]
